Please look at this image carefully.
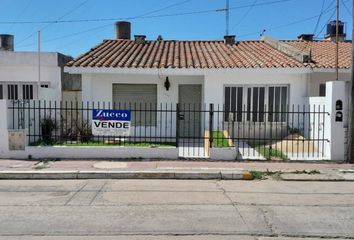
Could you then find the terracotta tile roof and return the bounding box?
[284,40,352,69]
[67,39,351,69]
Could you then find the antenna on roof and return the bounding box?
[260,29,266,37]
[335,0,339,81]
[226,0,230,35]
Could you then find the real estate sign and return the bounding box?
[92,109,131,136]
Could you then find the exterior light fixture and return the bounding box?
[164,77,170,91]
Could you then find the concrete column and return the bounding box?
[325,81,346,161]
[0,100,9,157]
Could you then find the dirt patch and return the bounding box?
[271,133,317,153]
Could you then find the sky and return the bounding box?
[0,0,352,57]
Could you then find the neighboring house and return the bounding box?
[0,34,81,102]
[65,21,351,126]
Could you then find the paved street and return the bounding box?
[0,179,353,240]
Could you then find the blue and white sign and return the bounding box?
[92,109,131,136]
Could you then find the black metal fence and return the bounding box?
[8,100,330,160]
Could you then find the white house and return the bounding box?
[61,22,352,160]
[0,21,350,161]
[0,34,81,102]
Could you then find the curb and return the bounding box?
[0,170,253,180]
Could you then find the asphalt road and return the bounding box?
[0,179,353,240]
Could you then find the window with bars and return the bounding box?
[319,84,326,96]
[268,86,288,122]
[22,84,34,100]
[224,85,288,123]
[7,84,18,100]
[224,86,243,122]
[247,87,265,122]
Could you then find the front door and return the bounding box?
[178,84,202,137]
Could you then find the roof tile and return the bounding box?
[66,39,352,69]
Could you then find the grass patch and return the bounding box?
[250,170,282,180]
[212,131,231,148]
[291,170,321,174]
[255,145,288,161]
[62,142,176,147]
[250,169,321,180]
[30,140,176,147]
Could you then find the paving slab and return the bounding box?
[102,179,220,192]
[226,192,354,206]
[280,173,345,181]
[0,236,257,240]
[218,180,354,193]
[267,206,354,237]
[0,191,74,206]
[93,191,231,205]
[0,205,270,235]
[0,179,86,192]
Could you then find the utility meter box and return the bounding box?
[8,130,26,150]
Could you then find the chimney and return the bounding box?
[224,35,236,45]
[325,20,346,42]
[297,34,314,41]
[134,35,146,44]
[115,21,131,39]
[0,34,14,51]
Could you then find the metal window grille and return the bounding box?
[7,84,18,100]
[22,84,34,100]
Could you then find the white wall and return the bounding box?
[0,51,62,100]
[204,72,308,106]
[82,73,204,104]
[309,72,350,96]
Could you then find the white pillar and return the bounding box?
[325,81,346,160]
[0,100,9,157]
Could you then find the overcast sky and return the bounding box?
[0,0,352,57]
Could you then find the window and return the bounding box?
[224,87,243,122]
[22,84,34,100]
[0,85,3,99]
[268,86,288,122]
[7,84,18,100]
[112,84,157,126]
[247,87,265,122]
[41,84,49,88]
[224,85,288,123]
[319,84,326,96]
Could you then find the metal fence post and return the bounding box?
[176,103,180,147]
[209,103,214,148]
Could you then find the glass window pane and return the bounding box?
[281,87,287,122]
[231,87,236,113]
[319,84,326,96]
[247,88,251,121]
[236,87,243,122]
[224,87,230,121]
[252,87,258,122]
[259,87,265,122]
[268,87,274,122]
[274,87,280,122]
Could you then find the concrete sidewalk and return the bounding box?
[0,159,353,180]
